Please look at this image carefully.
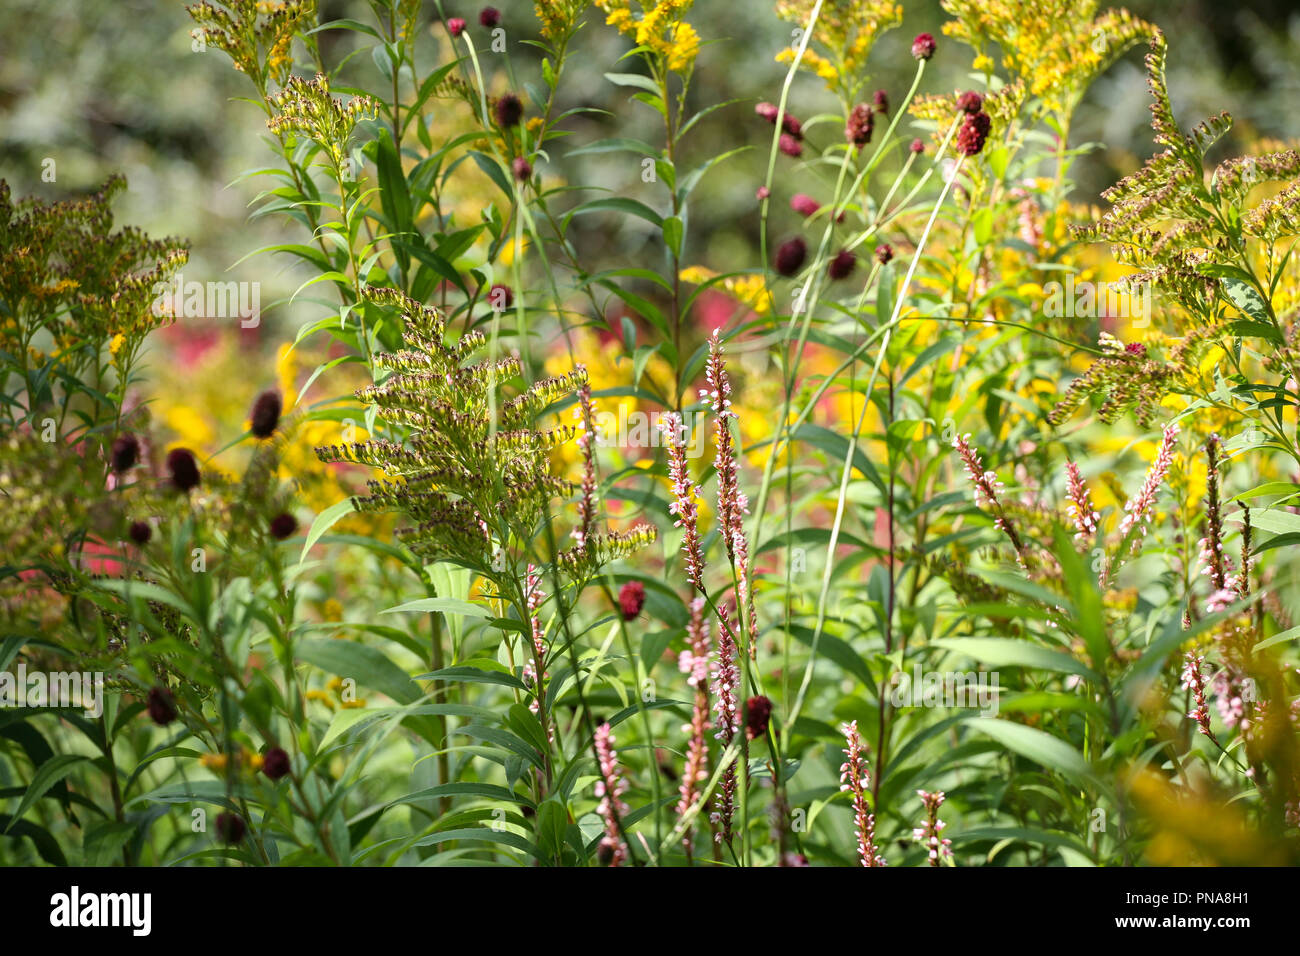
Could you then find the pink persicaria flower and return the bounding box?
[953,433,1004,509]
[676,597,713,855]
[1117,422,1179,546]
[1065,460,1099,543]
[659,411,705,591]
[521,566,548,711]
[779,133,803,157]
[840,721,885,866]
[593,723,630,866]
[572,373,598,549]
[1181,653,1216,742]
[913,790,953,865]
[790,193,820,217]
[709,605,740,844]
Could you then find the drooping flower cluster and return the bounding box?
[572,373,598,550]
[660,411,705,591]
[774,0,905,92]
[593,723,630,866]
[913,790,953,865]
[1064,460,1099,543]
[676,596,713,854]
[1181,653,1216,743]
[316,288,653,587]
[187,0,318,86]
[952,432,1028,564]
[267,72,378,165]
[709,605,740,845]
[841,721,885,866]
[1116,422,1179,549]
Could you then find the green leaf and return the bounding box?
[381,597,490,618]
[931,637,1098,681]
[3,754,87,833]
[966,718,1095,788]
[296,639,422,705]
[297,497,356,566]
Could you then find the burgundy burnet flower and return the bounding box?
[111,433,140,473]
[216,811,246,844]
[618,580,646,620]
[778,133,802,158]
[269,512,298,540]
[873,89,889,114]
[1125,341,1147,356]
[148,685,177,725]
[249,389,282,439]
[755,102,803,139]
[909,138,925,155]
[512,155,533,181]
[128,520,152,546]
[957,90,983,114]
[790,193,820,217]
[166,448,200,493]
[495,93,523,128]
[911,33,936,60]
[262,746,291,780]
[447,17,467,37]
[479,6,501,27]
[846,102,874,147]
[956,111,992,157]
[828,249,857,280]
[875,244,894,265]
[745,695,773,740]
[774,237,807,277]
[487,283,513,311]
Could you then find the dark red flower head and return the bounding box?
[166,448,200,493]
[846,103,874,147]
[755,102,779,123]
[618,580,646,620]
[956,111,992,157]
[957,90,983,114]
[1125,341,1147,356]
[873,89,889,114]
[911,33,936,60]
[262,747,291,780]
[269,512,298,540]
[780,113,803,139]
[480,6,501,27]
[128,520,152,546]
[910,138,925,154]
[828,249,857,280]
[249,389,282,439]
[745,695,773,740]
[447,17,467,37]
[875,244,894,265]
[495,93,523,128]
[512,155,533,181]
[778,133,803,158]
[148,685,177,725]
[111,433,140,473]
[216,811,246,844]
[774,237,807,277]
[790,193,820,217]
[487,283,513,311]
